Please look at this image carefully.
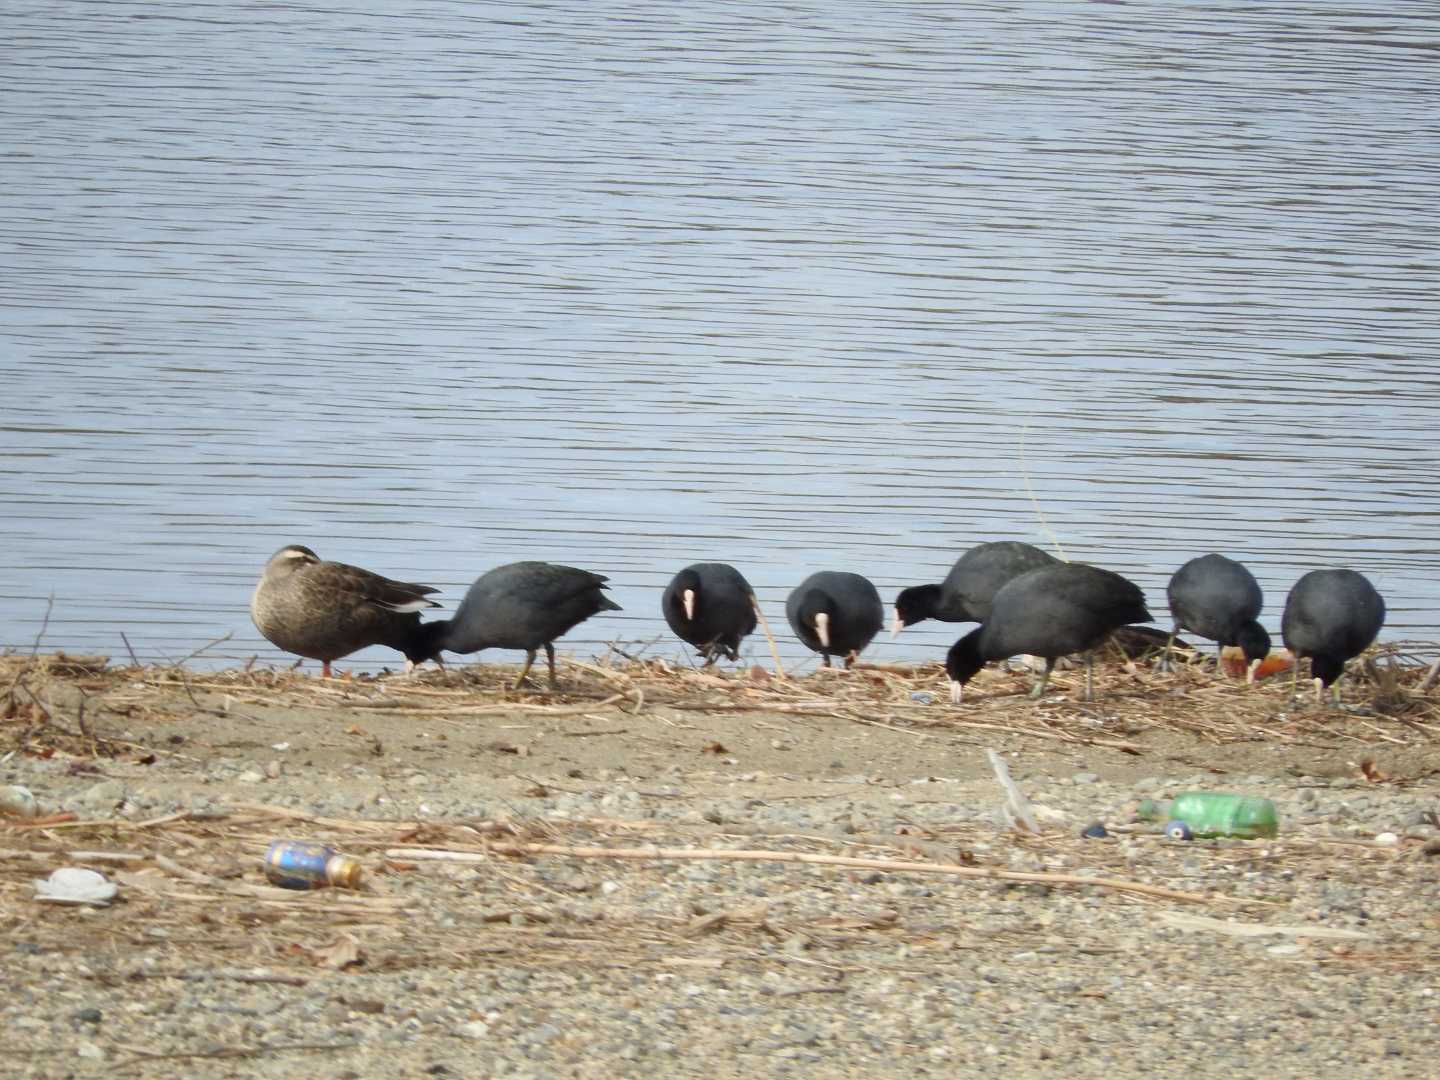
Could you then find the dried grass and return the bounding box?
[3,640,1438,765]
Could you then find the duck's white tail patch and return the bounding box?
[377,598,442,613]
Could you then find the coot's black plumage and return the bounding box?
[892,541,1058,637]
[945,562,1152,702]
[662,563,757,664]
[411,561,621,688]
[1166,553,1271,677]
[786,571,884,668]
[1281,568,1385,703]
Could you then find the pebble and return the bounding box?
[79,780,126,809]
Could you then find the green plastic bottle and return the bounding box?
[1137,791,1279,839]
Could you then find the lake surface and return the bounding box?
[4,1,1438,673]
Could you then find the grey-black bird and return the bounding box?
[662,563,757,665]
[892,541,1058,637]
[786,571,884,668]
[1281,568,1385,704]
[1165,553,1271,680]
[410,561,621,688]
[946,562,1152,702]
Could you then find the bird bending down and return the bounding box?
[892,540,1058,637]
[1281,568,1385,705]
[408,561,621,688]
[1165,553,1271,681]
[249,544,441,677]
[662,563,757,665]
[945,562,1152,703]
[786,571,884,668]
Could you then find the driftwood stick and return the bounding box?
[1419,657,1440,694]
[751,597,787,680]
[386,843,1216,904]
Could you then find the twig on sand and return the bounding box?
[29,595,55,658]
[560,657,645,713]
[112,1039,353,1071]
[120,631,141,668]
[387,842,1222,906]
[170,631,235,669]
[751,597,788,681]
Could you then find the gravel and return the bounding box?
[5,744,1440,1080]
[4,656,1439,1078]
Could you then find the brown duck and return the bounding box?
[250,544,441,676]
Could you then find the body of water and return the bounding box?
[4,2,1438,672]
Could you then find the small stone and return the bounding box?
[456,1020,490,1040]
[1373,832,1399,845]
[81,780,126,809]
[1080,822,1108,839]
[264,760,283,780]
[73,1007,102,1024]
[1073,772,1099,785]
[237,770,265,784]
[76,1042,104,1061]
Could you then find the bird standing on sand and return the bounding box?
[250,544,441,677]
[892,541,1058,637]
[946,562,1152,702]
[409,561,621,688]
[1165,553,1271,680]
[786,571,884,668]
[662,563,757,665]
[1281,568,1385,705]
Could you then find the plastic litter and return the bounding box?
[263,839,364,890]
[1080,822,1109,839]
[1139,791,1279,840]
[1164,820,1194,841]
[33,868,118,906]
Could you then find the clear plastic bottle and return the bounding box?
[263,840,364,889]
[1137,791,1279,839]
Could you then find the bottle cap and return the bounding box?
[325,855,364,889]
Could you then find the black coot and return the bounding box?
[1165,553,1271,678]
[1281,568,1385,703]
[945,562,1152,702]
[786,571,884,668]
[662,563,757,665]
[411,561,621,687]
[892,541,1058,637]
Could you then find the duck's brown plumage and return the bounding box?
[250,544,441,675]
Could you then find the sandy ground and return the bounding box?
[3,648,1439,1078]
